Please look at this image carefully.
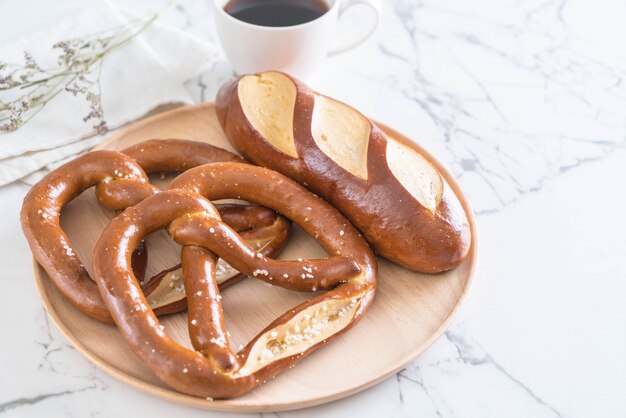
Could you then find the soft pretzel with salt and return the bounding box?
[93,163,377,398]
[21,140,290,322]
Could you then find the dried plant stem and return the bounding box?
[0,12,159,134]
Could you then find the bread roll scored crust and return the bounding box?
[217,71,471,273]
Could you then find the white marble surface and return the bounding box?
[1,0,626,417]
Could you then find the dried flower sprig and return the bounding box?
[0,13,158,134]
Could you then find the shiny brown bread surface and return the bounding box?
[20,140,290,323]
[93,163,377,399]
[141,207,291,317]
[216,71,471,273]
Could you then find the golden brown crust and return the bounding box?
[216,72,471,273]
[122,138,244,173]
[93,164,377,399]
[20,140,290,322]
[21,150,157,322]
[141,211,291,316]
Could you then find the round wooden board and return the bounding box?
[33,103,478,412]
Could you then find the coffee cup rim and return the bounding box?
[213,0,338,31]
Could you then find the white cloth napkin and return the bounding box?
[0,2,217,186]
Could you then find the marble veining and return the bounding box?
[363,0,626,214]
[0,310,108,415]
[177,0,626,215]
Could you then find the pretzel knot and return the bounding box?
[93,163,377,399]
[21,140,290,323]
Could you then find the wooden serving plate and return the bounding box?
[33,103,477,412]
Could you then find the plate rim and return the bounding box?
[33,102,478,412]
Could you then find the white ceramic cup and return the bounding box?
[211,0,381,80]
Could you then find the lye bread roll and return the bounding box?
[216,71,471,273]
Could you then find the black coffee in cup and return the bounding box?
[224,0,330,27]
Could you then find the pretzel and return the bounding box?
[123,140,291,316]
[141,203,290,317]
[93,162,377,398]
[216,71,471,273]
[21,140,290,322]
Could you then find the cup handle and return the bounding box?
[329,0,381,56]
